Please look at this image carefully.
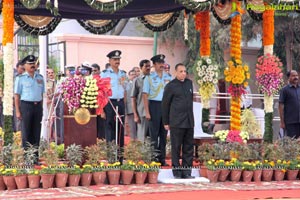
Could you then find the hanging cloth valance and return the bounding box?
[176,0,218,11]
[14,15,62,35]
[211,2,232,25]
[84,0,132,13]
[138,11,180,32]
[77,19,120,34]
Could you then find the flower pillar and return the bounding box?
[229,0,243,131]
[2,0,14,145]
[262,8,275,143]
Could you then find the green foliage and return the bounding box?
[68,165,82,175]
[123,140,143,162]
[140,137,159,163]
[202,108,210,133]
[2,144,12,166]
[40,165,56,174]
[43,148,59,166]
[106,141,120,164]
[81,164,93,173]
[24,142,38,166]
[66,144,83,166]
[4,116,13,146]
[263,112,273,143]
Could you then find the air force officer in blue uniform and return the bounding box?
[143,54,172,166]
[14,55,45,156]
[101,50,127,151]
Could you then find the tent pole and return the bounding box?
[153,32,158,56]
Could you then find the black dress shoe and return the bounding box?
[182,175,195,179]
[173,175,182,179]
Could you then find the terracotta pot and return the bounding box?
[81,173,92,186]
[287,169,299,180]
[15,175,28,189]
[207,170,220,183]
[262,169,273,182]
[218,169,230,182]
[147,171,159,184]
[0,176,6,190]
[107,170,120,185]
[68,174,81,187]
[274,169,285,181]
[41,174,55,189]
[253,169,262,182]
[135,171,147,184]
[242,170,253,182]
[3,176,16,190]
[200,165,208,178]
[230,169,242,182]
[28,175,41,189]
[121,170,134,185]
[55,173,68,188]
[92,171,107,185]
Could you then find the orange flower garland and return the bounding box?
[198,11,210,57]
[262,9,274,46]
[2,0,14,45]
[229,0,244,131]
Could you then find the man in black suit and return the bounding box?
[162,63,195,179]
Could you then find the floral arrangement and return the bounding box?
[68,165,82,175]
[120,160,136,171]
[205,159,218,171]
[80,78,99,109]
[287,160,300,170]
[274,160,288,171]
[60,77,86,113]
[255,53,283,113]
[15,168,27,176]
[107,161,121,170]
[214,130,249,143]
[92,162,107,172]
[263,9,274,46]
[28,169,40,175]
[148,161,161,172]
[194,57,219,108]
[242,161,256,171]
[40,165,56,174]
[135,161,149,172]
[225,58,250,98]
[55,163,68,173]
[195,11,210,56]
[228,158,242,169]
[262,160,275,169]
[94,76,112,115]
[81,164,93,173]
[1,168,16,176]
[241,109,262,138]
[253,160,263,170]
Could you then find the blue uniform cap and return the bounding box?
[21,55,37,64]
[151,54,165,64]
[107,50,122,59]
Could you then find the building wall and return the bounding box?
[55,34,188,74]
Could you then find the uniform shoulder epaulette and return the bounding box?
[120,70,126,74]
[102,69,108,73]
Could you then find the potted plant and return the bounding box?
[228,158,242,182]
[274,160,287,181]
[147,161,161,184]
[14,168,28,189]
[92,162,107,185]
[120,160,135,185]
[67,165,82,186]
[197,143,214,178]
[106,161,121,185]
[253,160,263,182]
[55,163,68,188]
[241,161,255,182]
[261,160,274,181]
[24,142,38,167]
[134,161,148,184]
[286,159,299,180]
[81,164,93,186]
[0,166,6,190]
[66,144,84,167]
[2,168,17,190]
[216,159,230,182]
[40,165,56,189]
[205,159,220,183]
[27,168,40,189]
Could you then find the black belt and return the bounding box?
[110,98,124,102]
[21,100,42,105]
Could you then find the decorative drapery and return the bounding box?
[15,15,62,35]
[77,19,120,34]
[177,0,218,11]
[84,0,132,13]
[211,1,232,25]
[138,11,180,32]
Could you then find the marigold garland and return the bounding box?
[228,0,246,131]
[2,0,14,46]
[262,9,274,46]
[199,11,210,57]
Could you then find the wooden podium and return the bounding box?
[64,107,97,148]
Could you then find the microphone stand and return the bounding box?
[107,98,124,161]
